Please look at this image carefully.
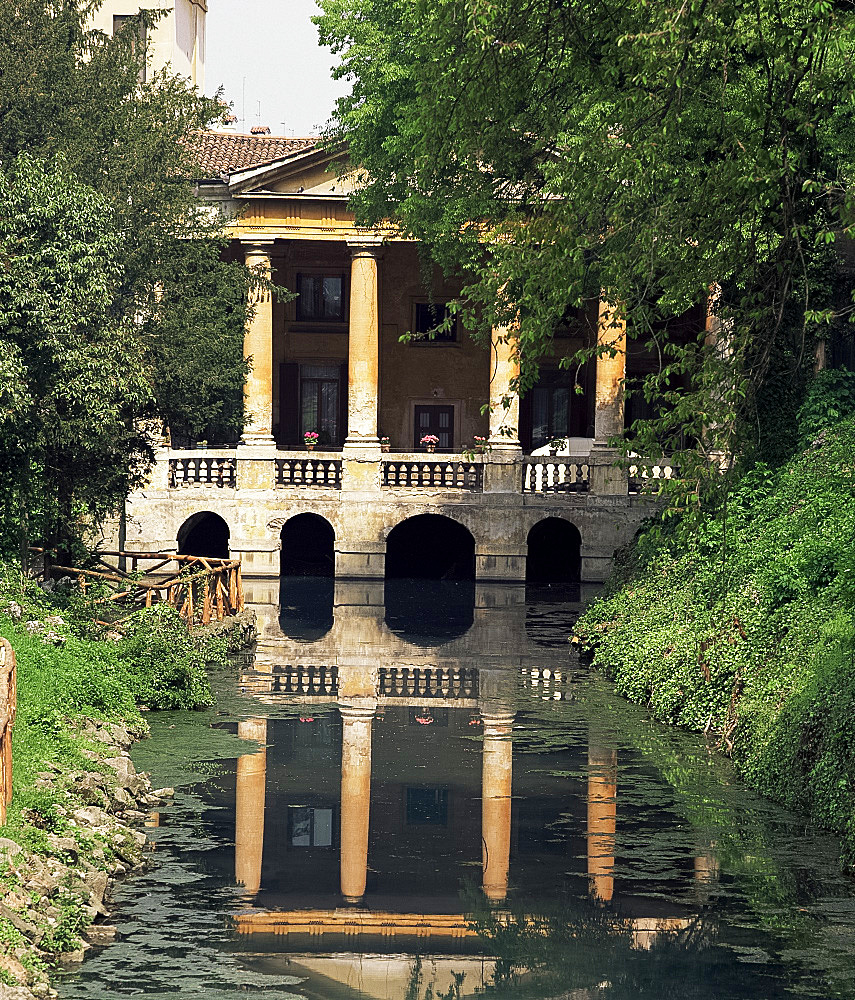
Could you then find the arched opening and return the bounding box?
[385,514,475,581]
[384,515,475,645]
[280,514,335,578]
[526,518,581,584]
[177,511,230,559]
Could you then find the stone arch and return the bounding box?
[177,511,230,559]
[385,513,476,581]
[280,512,336,578]
[526,517,582,583]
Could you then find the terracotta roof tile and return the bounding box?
[189,130,317,177]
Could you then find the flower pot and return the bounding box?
[425,444,436,453]
[381,442,390,453]
[305,444,315,452]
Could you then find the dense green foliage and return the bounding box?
[0,568,222,831]
[0,1,253,558]
[317,0,855,464]
[577,417,855,864]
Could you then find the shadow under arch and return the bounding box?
[177,511,230,558]
[384,514,475,645]
[280,513,335,578]
[526,517,582,585]
[278,514,336,640]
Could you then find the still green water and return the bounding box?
[55,580,855,999]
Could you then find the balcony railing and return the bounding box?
[276,454,343,489]
[522,456,589,494]
[628,458,678,494]
[382,456,484,492]
[169,454,237,488]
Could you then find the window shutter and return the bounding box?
[519,392,533,453]
[339,362,348,445]
[280,363,300,446]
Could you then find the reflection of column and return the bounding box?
[587,743,617,902]
[481,710,515,902]
[240,243,275,446]
[339,702,375,904]
[235,718,267,895]
[344,242,382,450]
[489,326,522,452]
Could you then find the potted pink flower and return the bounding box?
[380,435,391,453]
[304,431,319,452]
[420,433,439,453]
[473,435,489,454]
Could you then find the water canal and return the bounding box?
[56,579,855,999]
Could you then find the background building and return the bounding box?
[88,0,206,89]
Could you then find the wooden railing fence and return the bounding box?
[0,639,16,823]
[41,550,244,629]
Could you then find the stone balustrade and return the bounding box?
[522,456,590,494]
[155,447,681,498]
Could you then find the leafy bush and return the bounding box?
[577,418,855,865]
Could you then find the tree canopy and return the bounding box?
[316,0,855,467]
[0,1,253,558]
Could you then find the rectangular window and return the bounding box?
[112,14,147,83]
[300,364,340,447]
[413,302,457,342]
[288,806,333,848]
[296,274,345,322]
[414,404,454,451]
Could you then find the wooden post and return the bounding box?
[236,566,244,611]
[0,639,17,822]
[216,575,225,621]
[202,577,213,625]
[145,589,152,609]
[229,568,237,610]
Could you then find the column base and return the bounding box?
[240,434,276,447]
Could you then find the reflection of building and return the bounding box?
[111,131,691,583]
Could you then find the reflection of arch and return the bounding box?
[279,577,334,641]
[281,513,335,578]
[526,517,581,583]
[385,514,475,581]
[384,579,475,646]
[177,511,230,558]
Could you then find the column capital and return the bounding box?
[480,710,516,737]
[346,237,384,259]
[240,236,277,253]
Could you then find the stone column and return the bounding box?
[484,325,523,496]
[235,718,267,896]
[339,702,375,904]
[587,742,617,902]
[488,326,522,452]
[344,241,382,453]
[481,710,515,903]
[240,242,276,447]
[589,298,628,495]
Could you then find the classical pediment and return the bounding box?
[228,144,359,199]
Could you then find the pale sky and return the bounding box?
[205,0,349,137]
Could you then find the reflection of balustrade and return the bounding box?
[628,459,677,494]
[519,667,569,701]
[522,457,589,494]
[382,458,484,492]
[271,664,339,697]
[379,666,478,700]
[276,456,342,489]
[169,455,237,488]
